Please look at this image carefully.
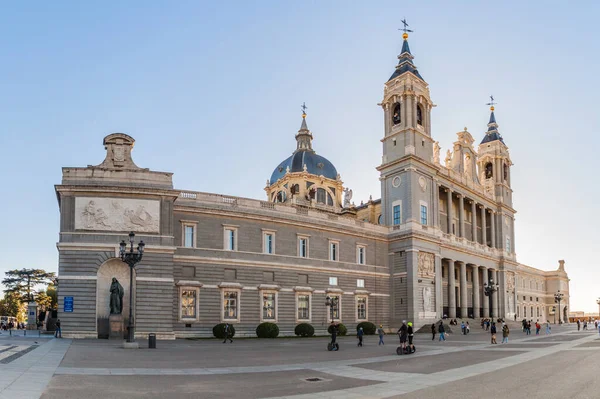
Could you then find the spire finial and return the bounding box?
[399,18,413,40]
[301,102,307,119]
[486,95,496,112]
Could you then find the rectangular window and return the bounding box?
[329,277,338,286]
[329,241,339,261]
[224,228,237,251]
[297,294,310,320]
[223,291,238,320]
[357,246,366,265]
[184,225,195,248]
[357,279,365,288]
[263,232,274,254]
[180,288,197,320]
[357,297,367,320]
[420,204,428,225]
[298,237,309,258]
[330,295,341,320]
[393,205,401,225]
[506,237,511,252]
[262,292,276,320]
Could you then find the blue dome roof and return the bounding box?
[270,151,338,185]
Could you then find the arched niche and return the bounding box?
[96,258,136,338]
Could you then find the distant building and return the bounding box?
[55,32,569,338]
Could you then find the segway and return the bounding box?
[327,342,340,351]
[396,345,416,355]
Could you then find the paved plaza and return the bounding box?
[0,324,599,398]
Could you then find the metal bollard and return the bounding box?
[148,333,156,349]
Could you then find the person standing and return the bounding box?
[223,323,233,343]
[535,321,541,335]
[330,322,338,350]
[577,319,581,331]
[54,319,62,338]
[397,321,408,352]
[545,320,551,335]
[438,321,446,341]
[377,324,385,345]
[357,327,364,347]
[407,322,415,353]
[461,321,466,335]
[490,322,497,344]
[466,322,470,335]
[431,323,436,341]
[502,323,510,344]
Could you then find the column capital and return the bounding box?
[456,193,463,198]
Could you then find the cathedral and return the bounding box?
[55,31,570,338]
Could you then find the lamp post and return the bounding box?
[552,306,556,324]
[554,291,564,324]
[119,232,145,343]
[325,296,338,324]
[483,278,499,320]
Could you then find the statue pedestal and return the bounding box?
[109,314,124,340]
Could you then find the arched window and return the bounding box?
[316,188,326,204]
[392,103,401,125]
[531,306,534,318]
[326,193,333,206]
[275,191,287,203]
[416,104,423,126]
[485,162,493,179]
[503,163,508,181]
[290,184,300,196]
[524,306,527,318]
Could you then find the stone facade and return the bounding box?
[55,38,570,339]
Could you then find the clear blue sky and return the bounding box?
[1,1,598,312]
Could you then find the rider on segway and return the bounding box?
[407,322,415,353]
[397,320,408,354]
[329,322,339,351]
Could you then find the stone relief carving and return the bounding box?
[75,197,160,233]
[506,273,515,291]
[464,154,472,180]
[392,176,401,188]
[418,176,427,192]
[423,286,433,312]
[418,252,435,278]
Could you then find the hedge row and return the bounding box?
[212,322,365,338]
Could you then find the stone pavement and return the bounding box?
[0,325,598,398]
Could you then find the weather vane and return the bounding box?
[486,95,496,111]
[399,18,413,34]
[301,102,307,115]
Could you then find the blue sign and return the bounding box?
[64,296,74,313]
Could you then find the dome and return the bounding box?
[270,151,338,185]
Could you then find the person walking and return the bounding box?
[407,322,415,353]
[461,321,466,335]
[545,320,551,335]
[490,322,497,344]
[466,322,470,335]
[397,321,408,353]
[502,323,510,344]
[431,323,436,341]
[438,321,446,341]
[223,323,233,343]
[377,324,385,345]
[535,321,541,335]
[357,327,364,347]
[54,319,62,338]
[577,319,581,331]
[526,320,532,335]
[330,322,338,350]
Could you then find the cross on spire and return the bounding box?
[486,95,496,111]
[399,18,413,34]
[301,102,307,117]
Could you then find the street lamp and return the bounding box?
[483,278,499,319]
[554,291,564,324]
[325,296,338,324]
[119,231,145,343]
[552,306,556,324]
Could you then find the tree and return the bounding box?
[46,284,58,310]
[36,291,52,311]
[0,292,27,322]
[2,268,56,302]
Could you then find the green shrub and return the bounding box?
[256,322,280,338]
[294,323,315,337]
[213,323,236,339]
[356,321,377,335]
[327,323,347,336]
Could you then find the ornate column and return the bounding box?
[471,200,477,242]
[459,262,468,318]
[492,269,499,319]
[448,259,456,318]
[482,266,490,318]
[432,180,439,228]
[480,206,487,246]
[472,264,480,318]
[490,210,496,248]
[458,194,465,238]
[446,189,453,235]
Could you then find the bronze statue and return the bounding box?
[109,277,124,315]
